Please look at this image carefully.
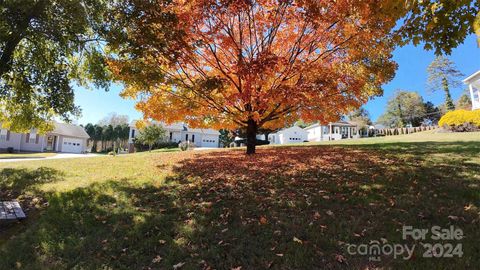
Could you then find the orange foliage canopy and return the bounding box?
[109,0,398,131]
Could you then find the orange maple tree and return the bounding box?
[108,0,398,154]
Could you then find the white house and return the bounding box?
[463,70,480,110]
[267,126,308,145]
[128,121,220,152]
[0,122,90,153]
[305,121,359,141]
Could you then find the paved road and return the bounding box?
[0,153,100,163]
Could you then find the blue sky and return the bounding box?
[74,35,480,125]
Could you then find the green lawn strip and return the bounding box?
[0,152,57,160]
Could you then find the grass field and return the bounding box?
[0,131,479,269]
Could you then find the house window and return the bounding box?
[473,87,479,102]
[131,129,135,138]
[169,132,173,141]
[26,132,37,144]
[0,129,7,141]
[192,134,195,143]
[185,134,189,141]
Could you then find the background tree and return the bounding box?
[108,0,398,154]
[98,112,130,127]
[456,90,473,110]
[422,101,442,126]
[346,107,372,135]
[119,124,131,149]
[294,120,314,129]
[378,91,426,128]
[136,125,166,151]
[427,56,464,111]
[84,123,96,150]
[94,125,104,152]
[103,125,115,150]
[0,0,111,132]
[219,129,235,148]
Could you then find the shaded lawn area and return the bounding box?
[0,137,479,269]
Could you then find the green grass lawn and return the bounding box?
[0,132,479,269]
[0,152,56,160]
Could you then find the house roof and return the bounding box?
[130,120,219,135]
[188,128,220,135]
[275,125,307,135]
[304,121,357,130]
[463,70,480,84]
[50,122,90,139]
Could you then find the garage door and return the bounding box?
[62,138,83,153]
[201,137,218,147]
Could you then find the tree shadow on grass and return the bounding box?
[0,143,478,269]
[0,167,65,238]
[0,167,64,198]
[163,145,479,269]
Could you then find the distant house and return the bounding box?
[463,71,480,110]
[0,122,90,153]
[305,121,359,141]
[267,126,308,145]
[128,121,220,152]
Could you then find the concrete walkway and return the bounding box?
[0,153,100,163]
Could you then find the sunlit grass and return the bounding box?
[0,152,57,159]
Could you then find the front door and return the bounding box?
[46,135,56,151]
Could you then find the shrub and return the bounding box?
[134,140,179,152]
[156,141,179,149]
[179,141,195,151]
[439,110,480,132]
[6,147,14,153]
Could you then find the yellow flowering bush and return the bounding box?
[439,110,480,131]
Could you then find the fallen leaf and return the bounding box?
[335,254,346,263]
[293,237,303,244]
[152,255,162,263]
[173,262,185,269]
[259,216,268,224]
[448,215,459,221]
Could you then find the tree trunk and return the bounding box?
[246,119,257,155]
[442,77,455,111]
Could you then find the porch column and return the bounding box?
[55,136,60,152]
[320,125,323,141]
[329,124,332,140]
[347,127,351,139]
[40,136,45,152]
[469,84,475,101]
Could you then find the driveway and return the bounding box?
[0,153,100,163]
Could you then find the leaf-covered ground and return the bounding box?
[0,133,479,269]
